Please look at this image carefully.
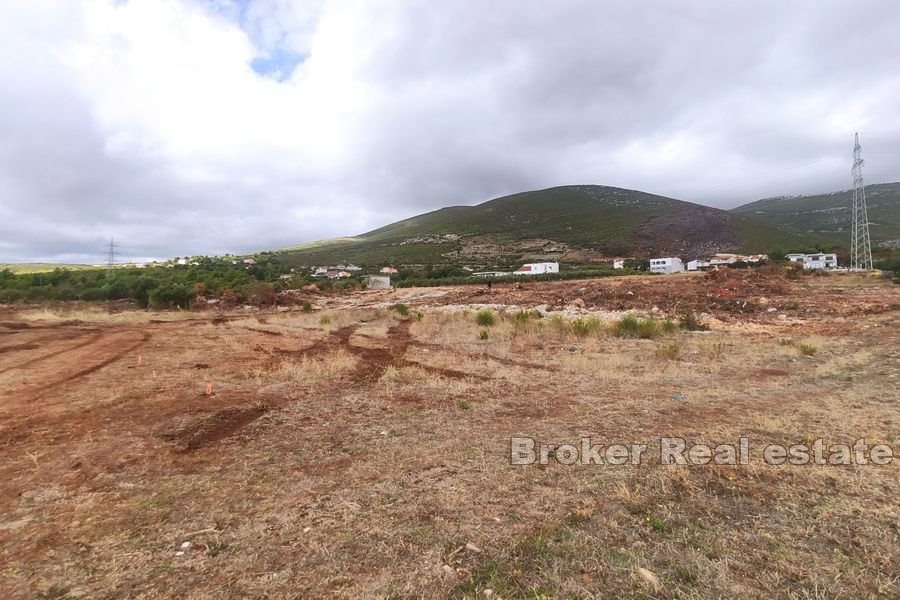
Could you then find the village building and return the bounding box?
[649,257,685,274]
[380,266,399,275]
[514,262,559,276]
[787,252,838,270]
[687,259,711,271]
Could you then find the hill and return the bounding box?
[278,185,812,267]
[732,182,900,248]
[0,263,96,274]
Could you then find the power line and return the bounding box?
[850,133,873,271]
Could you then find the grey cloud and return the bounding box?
[1,0,899,262]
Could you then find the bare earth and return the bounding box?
[1,271,898,599]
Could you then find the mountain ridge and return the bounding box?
[278,184,815,267]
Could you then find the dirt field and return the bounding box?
[1,271,898,598]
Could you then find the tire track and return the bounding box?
[0,331,106,375]
[26,331,152,401]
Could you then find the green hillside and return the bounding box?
[732,182,900,248]
[279,185,813,267]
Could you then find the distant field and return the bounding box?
[1,272,897,597]
[0,263,98,274]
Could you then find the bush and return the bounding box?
[637,318,660,339]
[475,309,496,326]
[613,315,640,337]
[301,301,312,313]
[799,343,817,356]
[569,317,602,337]
[148,284,193,309]
[613,315,661,339]
[661,319,677,334]
[0,289,26,304]
[79,288,107,302]
[319,315,332,325]
[512,309,542,324]
[479,329,489,340]
[391,303,410,317]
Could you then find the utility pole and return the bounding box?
[850,132,873,270]
[106,237,118,281]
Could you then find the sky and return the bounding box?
[1,0,899,263]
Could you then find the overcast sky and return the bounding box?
[2,0,899,263]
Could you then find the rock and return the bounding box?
[465,542,482,553]
[571,298,586,308]
[671,393,686,401]
[180,541,192,550]
[302,284,320,293]
[303,527,312,533]
[758,296,769,305]
[767,307,777,312]
[484,589,494,598]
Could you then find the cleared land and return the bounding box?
[0,271,898,598]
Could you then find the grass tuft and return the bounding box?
[475,309,496,327]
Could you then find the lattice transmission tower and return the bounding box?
[850,132,873,270]
[105,237,118,280]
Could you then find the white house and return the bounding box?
[687,259,710,271]
[612,259,625,270]
[650,257,684,274]
[787,252,838,270]
[514,262,560,276]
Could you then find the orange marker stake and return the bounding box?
[137,355,143,367]
[205,382,213,396]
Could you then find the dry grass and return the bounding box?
[0,277,898,599]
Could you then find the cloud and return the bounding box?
[1,0,898,262]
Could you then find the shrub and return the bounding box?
[799,343,817,356]
[612,315,661,339]
[678,312,709,331]
[614,315,641,337]
[656,342,681,360]
[458,399,471,410]
[416,311,424,322]
[512,309,542,324]
[301,301,313,313]
[661,318,677,334]
[391,303,409,317]
[569,317,602,337]
[475,309,496,326]
[637,318,660,339]
[0,289,26,304]
[479,329,489,340]
[319,315,332,325]
[148,284,193,309]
